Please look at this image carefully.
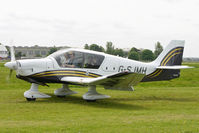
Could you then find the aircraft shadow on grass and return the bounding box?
[22,93,146,111]
[110,96,197,102]
[19,93,197,110]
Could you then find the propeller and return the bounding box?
[9,69,13,78]
[10,46,16,62]
[4,46,17,79]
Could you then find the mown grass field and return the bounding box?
[0,62,199,133]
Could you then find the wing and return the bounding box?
[61,72,145,91]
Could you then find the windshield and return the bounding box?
[53,51,105,69]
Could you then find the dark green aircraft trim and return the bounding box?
[142,47,184,82]
[31,70,101,78]
[16,69,102,85]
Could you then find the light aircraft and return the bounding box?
[4,40,192,102]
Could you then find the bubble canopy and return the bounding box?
[49,48,105,69]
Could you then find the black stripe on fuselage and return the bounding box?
[17,69,102,85]
[32,70,101,78]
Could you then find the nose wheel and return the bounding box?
[24,83,51,101]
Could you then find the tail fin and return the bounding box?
[153,40,184,66]
[142,40,185,82]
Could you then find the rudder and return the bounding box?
[153,40,184,66]
[142,40,185,82]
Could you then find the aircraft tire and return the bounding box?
[86,100,96,102]
[57,96,66,98]
[26,98,36,101]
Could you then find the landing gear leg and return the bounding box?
[54,84,77,97]
[83,85,110,102]
[24,83,51,101]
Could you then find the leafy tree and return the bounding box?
[129,47,140,53]
[48,46,58,55]
[114,48,124,57]
[128,46,141,60]
[84,44,105,52]
[106,42,115,55]
[154,41,163,58]
[99,46,105,52]
[141,49,154,61]
[128,51,139,60]
[89,44,101,51]
[84,44,89,49]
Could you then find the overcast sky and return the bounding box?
[0,0,199,57]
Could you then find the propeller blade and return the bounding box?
[9,69,13,78]
[10,46,16,62]
[5,43,16,81]
[6,69,13,81]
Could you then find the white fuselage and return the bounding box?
[16,49,157,78]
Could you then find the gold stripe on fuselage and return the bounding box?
[33,70,100,77]
[35,73,95,78]
[147,69,161,77]
[33,70,86,76]
[150,70,163,78]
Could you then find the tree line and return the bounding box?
[84,41,163,61]
[2,42,163,61]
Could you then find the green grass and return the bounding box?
[0,62,199,133]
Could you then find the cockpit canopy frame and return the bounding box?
[50,49,105,69]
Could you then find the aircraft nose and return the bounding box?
[4,61,17,70]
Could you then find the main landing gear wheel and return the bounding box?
[26,98,36,101]
[54,84,77,97]
[83,85,110,102]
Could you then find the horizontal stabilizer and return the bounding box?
[156,65,194,69]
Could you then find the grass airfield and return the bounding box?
[0,62,199,133]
